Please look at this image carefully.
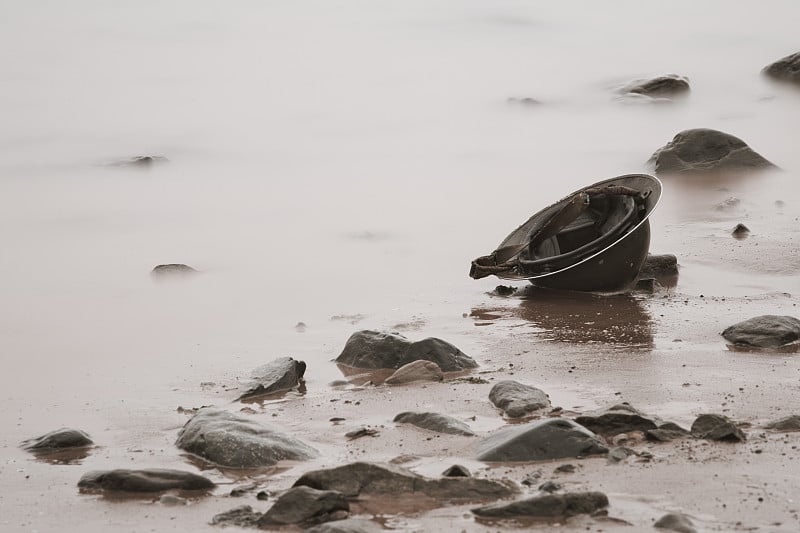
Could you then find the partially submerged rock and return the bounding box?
[763,51,800,84]
[489,380,551,418]
[393,412,475,436]
[691,414,746,442]
[384,360,443,385]
[293,462,515,501]
[442,464,471,477]
[648,128,776,175]
[764,415,800,432]
[722,315,800,348]
[646,422,690,442]
[472,491,608,520]
[336,330,477,371]
[654,512,697,533]
[621,75,690,98]
[732,223,750,239]
[21,428,93,452]
[175,408,318,468]
[237,357,306,400]
[476,418,608,462]
[575,403,658,436]
[110,155,169,168]
[638,254,679,279]
[151,264,198,278]
[258,486,349,527]
[305,519,383,533]
[211,505,262,528]
[77,468,214,493]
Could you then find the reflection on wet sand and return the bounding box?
[473,289,654,349]
[28,446,93,465]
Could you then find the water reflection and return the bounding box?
[28,446,93,465]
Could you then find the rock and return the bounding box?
[607,447,636,463]
[732,223,750,239]
[175,408,318,468]
[538,481,561,493]
[648,128,776,175]
[211,505,263,528]
[77,469,214,493]
[553,464,576,474]
[508,97,542,106]
[763,51,800,84]
[638,254,679,279]
[393,412,475,436]
[293,462,516,501]
[110,155,168,167]
[494,285,516,296]
[304,519,383,533]
[575,403,658,436]
[476,418,608,462]
[634,278,659,294]
[654,512,697,533]
[765,415,800,432]
[691,414,746,442]
[151,264,198,278]
[646,422,690,442]
[21,428,92,452]
[335,330,477,371]
[442,465,471,477]
[344,427,379,440]
[621,75,690,98]
[237,357,306,400]
[489,380,551,418]
[472,491,609,519]
[722,315,800,348]
[258,486,349,527]
[385,360,443,385]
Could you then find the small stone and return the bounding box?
[256,491,270,501]
[575,403,659,436]
[257,486,349,527]
[472,491,609,519]
[150,264,198,278]
[345,427,379,439]
[654,512,697,533]
[763,51,800,85]
[722,315,800,348]
[295,322,308,333]
[621,74,690,98]
[494,285,516,296]
[488,380,551,418]
[77,469,214,493]
[607,447,636,463]
[211,505,262,528]
[764,415,800,432]
[538,481,561,493]
[385,360,444,385]
[393,412,475,436]
[21,428,93,452]
[553,464,576,474]
[691,414,746,442]
[237,357,306,401]
[476,418,608,462]
[732,223,750,239]
[442,465,471,477]
[335,330,477,371]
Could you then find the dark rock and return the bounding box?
[691,414,746,442]
[111,155,168,168]
[384,360,443,385]
[393,412,475,436]
[335,330,477,371]
[256,490,270,501]
[648,128,776,174]
[722,315,800,348]
[763,51,800,84]
[654,512,697,533]
[575,403,658,436]
[553,464,576,474]
[344,427,379,440]
[622,75,690,98]
[21,428,92,452]
[237,357,306,400]
[646,422,690,442]
[639,254,679,279]
[494,285,516,296]
[732,223,750,239]
[151,264,198,278]
[304,519,383,533]
[476,418,608,462]
[539,481,561,493]
[258,486,349,527]
[764,415,800,432]
[293,462,516,501]
[77,469,214,493]
[211,505,263,528]
[175,408,318,468]
[472,491,609,519]
[489,380,551,418]
[607,447,636,463]
[634,278,659,294]
[442,464,471,477]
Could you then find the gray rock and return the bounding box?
[110,155,169,168]
[722,315,800,348]
[607,447,636,463]
[211,505,262,528]
[21,428,92,452]
[763,51,800,84]
[575,403,658,436]
[151,264,198,277]
[393,412,475,436]
[765,415,800,432]
[238,357,306,400]
[538,481,561,493]
[258,486,349,527]
[691,414,746,442]
[472,491,608,519]
[175,408,318,468]
[489,380,551,418]
[649,128,776,175]
[654,512,697,533]
[304,519,383,533]
[646,422,690,442]
[476,418,608,462]
[293,462,516,501]
[385,360,443,385]
[335,330,477,371]
[732,223,750,239]
[442,464,471,477]
[77,469,214,493]
[639,254,679,279]
[622,75,690,98]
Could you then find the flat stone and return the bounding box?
[393,412,475,436]
[472,491,608,519]
[77,468,214,493]
[575,403,658,436]
[764,415,800,432]
[649,128,775,175]
[211,505,263,528]
[654,512,697,533]
[646,422,690,442]
[293,462,515,501]
[335,330,477,371]
[175,408,318,468]
[258,486,349,527]
[304,519,384,533]
[621,75,690,98]
[21,428,92,452]
[691,414,746,442]
[385,360,443,385]
[237,357,306,400]
[763,51,800,84]
[722,315,800,348]
[151,264,198,278]
[476,418,608,462]
[442,465,471,477]
[489,380,551,418]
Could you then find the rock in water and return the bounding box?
[211,505,263,528]
[648,129,775,174]
[722,315,800,348]
[476,418,608,462]
[237,357,306,400]
[305,519,384,533]
[77,469,214,493]
[442,465,471,477]
[21,428,92,452]
[258,486,349,527]
[151,264,198,278]
[472,491,608,519]
[764,415,800,432]
[690,414,746,442]
[385,360,443,385]
[175,408,318,468]
[575,403,658,436]
[621,74,690,98]
[638,254,679,279]
[654,512,698,533]
[763,51,800,84]
[335,330,477,371]
[293,462,515,501]
[393,412,475,436]
[731,223,750,239]
[488,381,551,418]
